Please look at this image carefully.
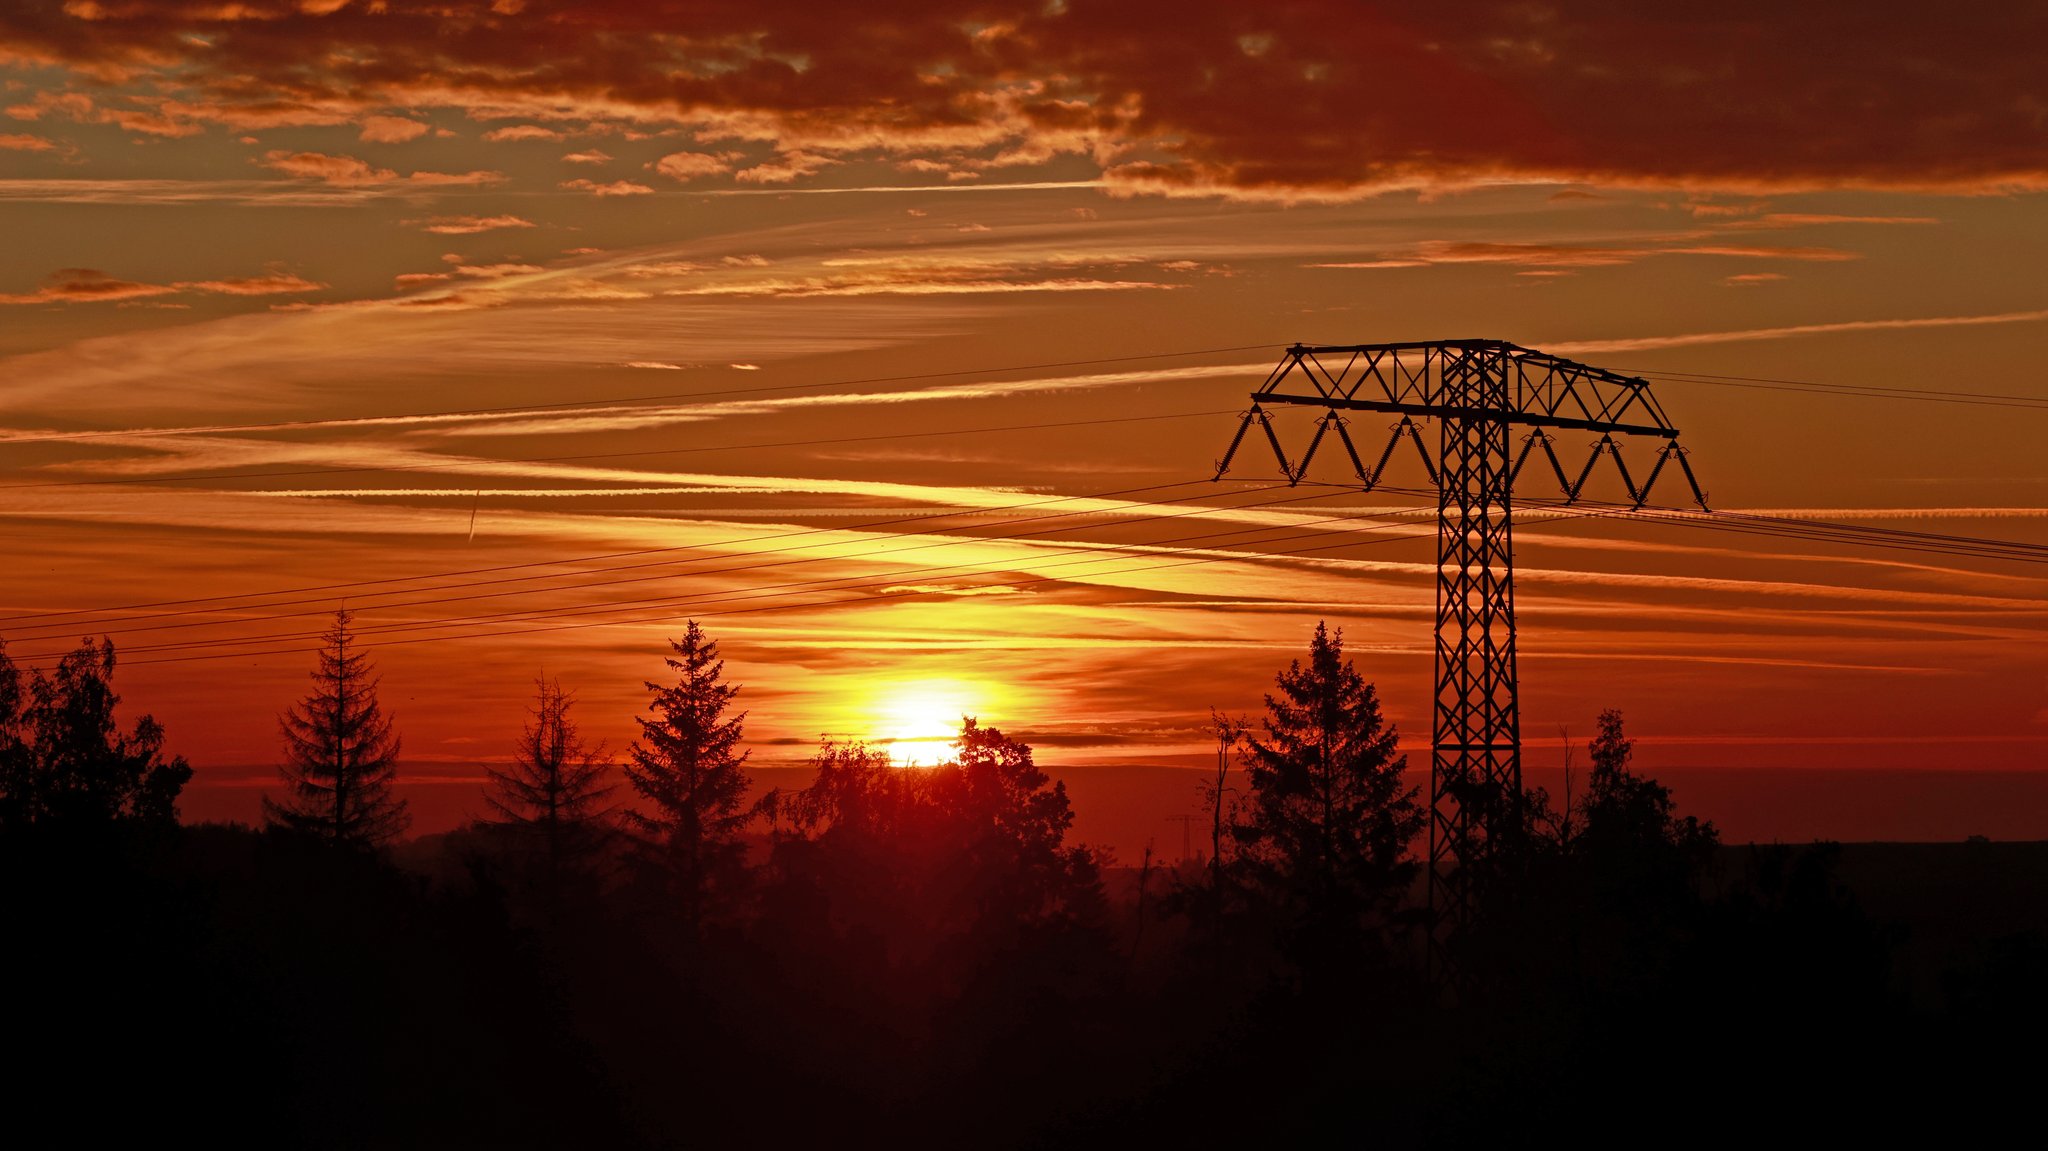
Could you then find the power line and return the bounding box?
[8,342,2044,658]
[0,479,1223,632]
[1630,367,2048,411]
[1282,480,2048,570]
[8,486,1401,661]
[104,510,1460,668]
[0,408,1239,492]
[0,482,1309,645]
[0,342,1280,446]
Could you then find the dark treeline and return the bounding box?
[2,614,2041,1146]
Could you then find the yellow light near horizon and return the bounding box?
[871,677,998,766]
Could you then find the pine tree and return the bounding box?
[484,675,615,886]
[1236,621,1423,959]
[624,620,751,934]
[265,609,409,847]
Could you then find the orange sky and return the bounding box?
[2,2,2045,842]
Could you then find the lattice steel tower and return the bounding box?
[1213,340,1707,982]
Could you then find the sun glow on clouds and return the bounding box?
[2,2,2046,834]
[864,678,1009,765]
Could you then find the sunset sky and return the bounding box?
[2,2,2044,843]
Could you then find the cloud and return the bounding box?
[651,150,731,182]
[0,268,179,305]
[401,168,507,187]
[0,177,378,206]
[662,274,1177,299]
[481,124,565,142]
[560,178,653,196]
[0,133,59,151]
[562,149,612,165]
[408,213,535,234]
[449,262,544,279]
[0,267,325,305]
[734,151,835,185]
[4,88,208,137]
[1721,213,1941,229]
[258,150,396,185]
[358,115,428,143]
[1310,239,1859,271]
[259,149,501,187]
[1723,272,1787,287]
[175,272,327,295]
[1550,308,2048,354]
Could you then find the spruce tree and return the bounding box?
[484,675,615,887]
[624,620,751,934]
[1236,621,1423,960]
[265,609,409,847]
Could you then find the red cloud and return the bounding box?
[260,149,395,185]
[650,150,729,182]
[177,272,327,295]
[482,124,565,142]
[560,178,652,196]
[1312,238,1861,270]
[0,268,179,304]
[259,149,501,187]
[3,3,2042,199]
[407,214,537,234]
[0,266,326,304]
[359,115,429,143]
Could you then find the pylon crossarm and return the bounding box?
[1251,390,1678,438]
[1268,340,1684,437]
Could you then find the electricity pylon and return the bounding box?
[1213,340,1708,985]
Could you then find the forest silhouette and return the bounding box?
[2,617,2041,1147]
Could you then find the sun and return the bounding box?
[871,678,994,765]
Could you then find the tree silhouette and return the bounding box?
[0,636,191,828]
[1236,621,1423,963]
[265,609,409,847]
[765,724,1105,971]
[927,718,1104,931]
[624,620,751,936]
[777,737,901,840]
[1577,707,1717,902]
[483,675,616,890]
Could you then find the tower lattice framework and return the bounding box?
[1213,340,1707,983]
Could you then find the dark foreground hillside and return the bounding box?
[8,823,2046,1148]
